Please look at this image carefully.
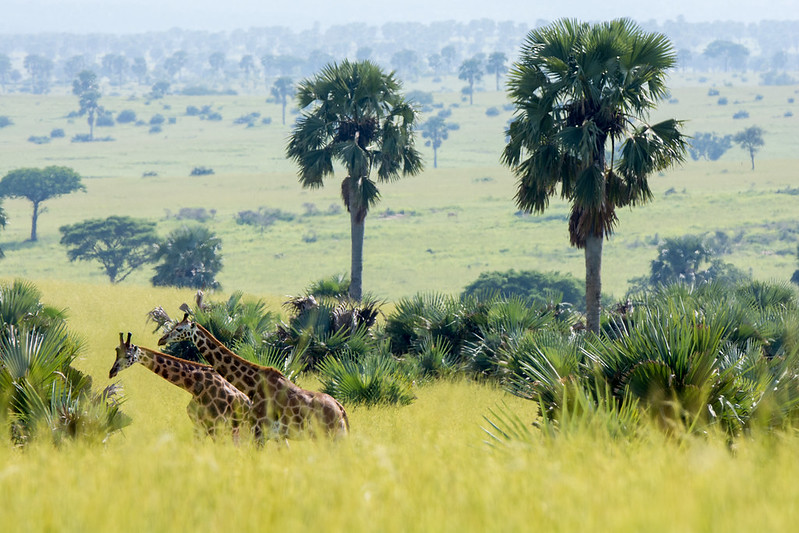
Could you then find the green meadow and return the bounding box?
[1,283,799,533]
[1,72,799,532]
[0,73,797,301]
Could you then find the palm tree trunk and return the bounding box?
[584,234,603,334]
[349,207,364,301]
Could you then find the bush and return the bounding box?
[149,114,165,125]
[234,112,261,126]
[27,135,51,144]
[50,128,65,138]
[688,132,732,161]
[733,110,750,119]
[95,113,115,127]
[203,112,223,121]
[462,269,585,310]
[317,352,416,406]
[717,97,728,105]
[485,106,500,116]
[116,109,137,123]
[150,225,223,290]
[235,207,295,228]
[148,125,162,134]
[190,166,214,176]
[0,116,13,128]
[0,280,131,446]
[173,207,214,222]
[406,90,434,105]
[707,88,720,96]
[186,105,200,116]
[71,134,114,143]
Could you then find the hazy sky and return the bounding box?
[2,0,797,34]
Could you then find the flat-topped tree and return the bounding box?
[287,60,423,301]
[0,166,85,242]
[502,18,687,333]
[59,216,159,283]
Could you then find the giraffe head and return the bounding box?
[109,332,140,378]
[157,313,196,347]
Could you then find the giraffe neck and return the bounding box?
[191,323,285,396]
[136,346,209,396]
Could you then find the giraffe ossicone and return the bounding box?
[158,314,349,443]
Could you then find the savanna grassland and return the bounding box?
[1,70,799,533]
[1,283,799,533]
[0,72,797,300]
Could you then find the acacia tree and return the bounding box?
[0,166,86,242]
[287,60,423,301]
[734,126,764,170]
[270,76,294,125]
[59,216,159,283]
[503,19,687,333]
[458,57,483,105]
[72,70,101,140]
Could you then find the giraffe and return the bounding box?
[110,332,253,441]
[157,314,349,443]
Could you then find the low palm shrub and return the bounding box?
[317,350,415,406]
[0,280,130,446]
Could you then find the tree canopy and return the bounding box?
[151,225,223,290]
[59,216,160,283]
[0,166,85,241]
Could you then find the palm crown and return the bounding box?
[287,59,422,221]
[503,18,687,247]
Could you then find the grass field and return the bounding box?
[1,71,799,531]
[0,72,797,303]
[0,282,798,532]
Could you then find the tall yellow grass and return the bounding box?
[2,281,799,532]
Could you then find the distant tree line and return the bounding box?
[0,19,797,95]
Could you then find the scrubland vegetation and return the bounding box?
[1,16,799,533]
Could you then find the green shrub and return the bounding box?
[318,351,415,406]
[462,269,585,311]
[116,109,137,123]
[0,280,130,446]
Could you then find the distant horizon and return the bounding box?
[2,0,797,35]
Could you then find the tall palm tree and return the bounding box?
[287,60,423,301]
[502,19,687,333]
[271,76,294,125]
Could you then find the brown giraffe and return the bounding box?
[110,332,253,441]
[157,314,349,442]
